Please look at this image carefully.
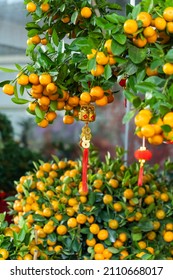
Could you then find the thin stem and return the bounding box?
[91,0,101,17]
[91,0,106,36]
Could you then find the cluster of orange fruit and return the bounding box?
[2,70,115,127]
[134,109,173,145]
[123,7,173,48]
[26,2,92,46]
[87,39,117,77]
[3,150,172,260]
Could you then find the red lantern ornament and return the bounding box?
[134,143,152,186]
[118,77,127,107]
[79,105,96,192]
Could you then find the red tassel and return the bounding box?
[138,164,144,186]
[82,148,89,192]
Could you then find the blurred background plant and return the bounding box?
[0,113,43,193]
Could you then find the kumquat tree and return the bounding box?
[0,0,173,260]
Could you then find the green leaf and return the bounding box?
[71,239,80,252]
[28,29,40,37]
[123,89,136,103]
[52,29,59,47]
[113,34,127,45]
[50,101,58,111]
[11,97,29,104]
[96,17,114,30]
[135,82,157,93]
[145,76,165,87]
[111,14,126,24]
[0,80,11,87]
[165,49,173,63]
[141,0,154,13]
[0,66,18,73]
[107,247,119,254]
[47,232,57,242]
[80,227,90,234]
[25,22,41,29]
[71,10,79,24]
[111,40,126,55]
[108,228,117,242]
[128,45,147,64]
[33,214,47,222]
[161,124,172,133]
[37,53,53,71]
[18,227,26,242]
[105,14,119,24]
[60,3,65,12]
[103,64,112,80]
[132,232,142,241]
[15,64,23,71]
[88,192,96,205]
[57,64,68,81]
[132,4,141,19]
[133,97,142,108]
[137,69,146,83]
[106,3,122,11]
[137,219,154,232]
[0,213,6,223]
[35,105,45,119]
[125,62,138,76]
[122,109,136,124]
[87,57,96,71]
[146,203,155,215]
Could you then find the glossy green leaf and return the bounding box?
[27,29,40,37]
[37,53,53,71]
[137,219,154,232]
[111,40,126,55]
[122,109,136,124]
[0,67,18,73]
[123,89,136,102]
[161,124,172,133]
[165,49,173,63]
[135,82,157,93]
[96,17,114,29]
[0,80,11,87]
[35,105,45,119]
[133,97,142,108]
[87,57,96,71]
[52,29,59,47]
[105,14,119,24]
[104,64,112,80]
[132,232,142,241]
[128,45,147,64]
[114,34,127,45]
[71,10,79,24]
[11,97,29,104]
[33,214,47,222]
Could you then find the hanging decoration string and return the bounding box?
[134,137,152,186]
[79,105,96,192]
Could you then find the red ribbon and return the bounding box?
[134,148,152,187]
[138,165,144,186]
[82,148,89,192]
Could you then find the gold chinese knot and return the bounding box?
[78,105,96,148]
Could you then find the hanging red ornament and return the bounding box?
[79,105,96,192]
[119,77,127,107]
[134,140,152,186]
[119,78,126,87]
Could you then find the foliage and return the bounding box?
[1,147,173,260]
[1,0,173,131]
[0,113,43,192]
